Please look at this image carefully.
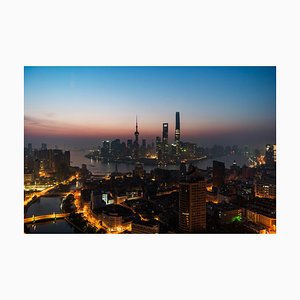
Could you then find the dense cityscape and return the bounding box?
[24,111,276,234]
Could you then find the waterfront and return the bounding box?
[70,149,250,174]
[25,220,75,233]
[25,196,75,233]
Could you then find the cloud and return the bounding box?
[25,115,55,128]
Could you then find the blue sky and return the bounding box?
[24,66,276,148]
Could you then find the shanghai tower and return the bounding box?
[175,112,180,144]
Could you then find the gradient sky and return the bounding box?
[24,66,276,149]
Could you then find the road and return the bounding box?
[24,175,76,207]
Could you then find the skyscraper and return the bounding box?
[156,136,162,160]
[162,123,169,158]
[179,167,206,233]
[175,112,180,144]
[162,123,168,144]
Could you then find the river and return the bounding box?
[70,149,250,174]
[25,196,75,233]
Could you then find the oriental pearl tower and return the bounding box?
[133,115,139,159]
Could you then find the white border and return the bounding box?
[1,1,299,299]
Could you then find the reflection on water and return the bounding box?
[25,197,62,218]
[25,220,75,233]
[25,196,75,233]
[196,154,249,169]
[70,149,249,174]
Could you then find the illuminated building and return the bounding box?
[179,167,206,233]
[255,177,276,199]
[24,173,34,185]
[245,198,276,232]
[246,209,276,233]
[101,204,133,233]
[162,122,168,143]
[162,123,169,159]
[213,160,225,189]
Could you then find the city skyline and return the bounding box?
[24,66,276,148]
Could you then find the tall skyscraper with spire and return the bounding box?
[175,112,180,143]
[175,112,180,155]
[133,115,139,159]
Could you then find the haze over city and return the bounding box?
[24,66,276,149]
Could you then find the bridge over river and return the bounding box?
[24,213,70,224]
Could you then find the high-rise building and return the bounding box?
[101,140,110,158]
[175,112,180,144]
[162,123,168,144]
[156,136,162,160]
[255,177,276,199]
[64,150,70,166]
[179,167,206,233]
[41,143,47,150]
[175,112,181,156]
[213,160,225,188]
[162,123,169,158]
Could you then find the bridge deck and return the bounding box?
[24,213,70,224]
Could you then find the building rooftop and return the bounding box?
[102,204,134,217]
